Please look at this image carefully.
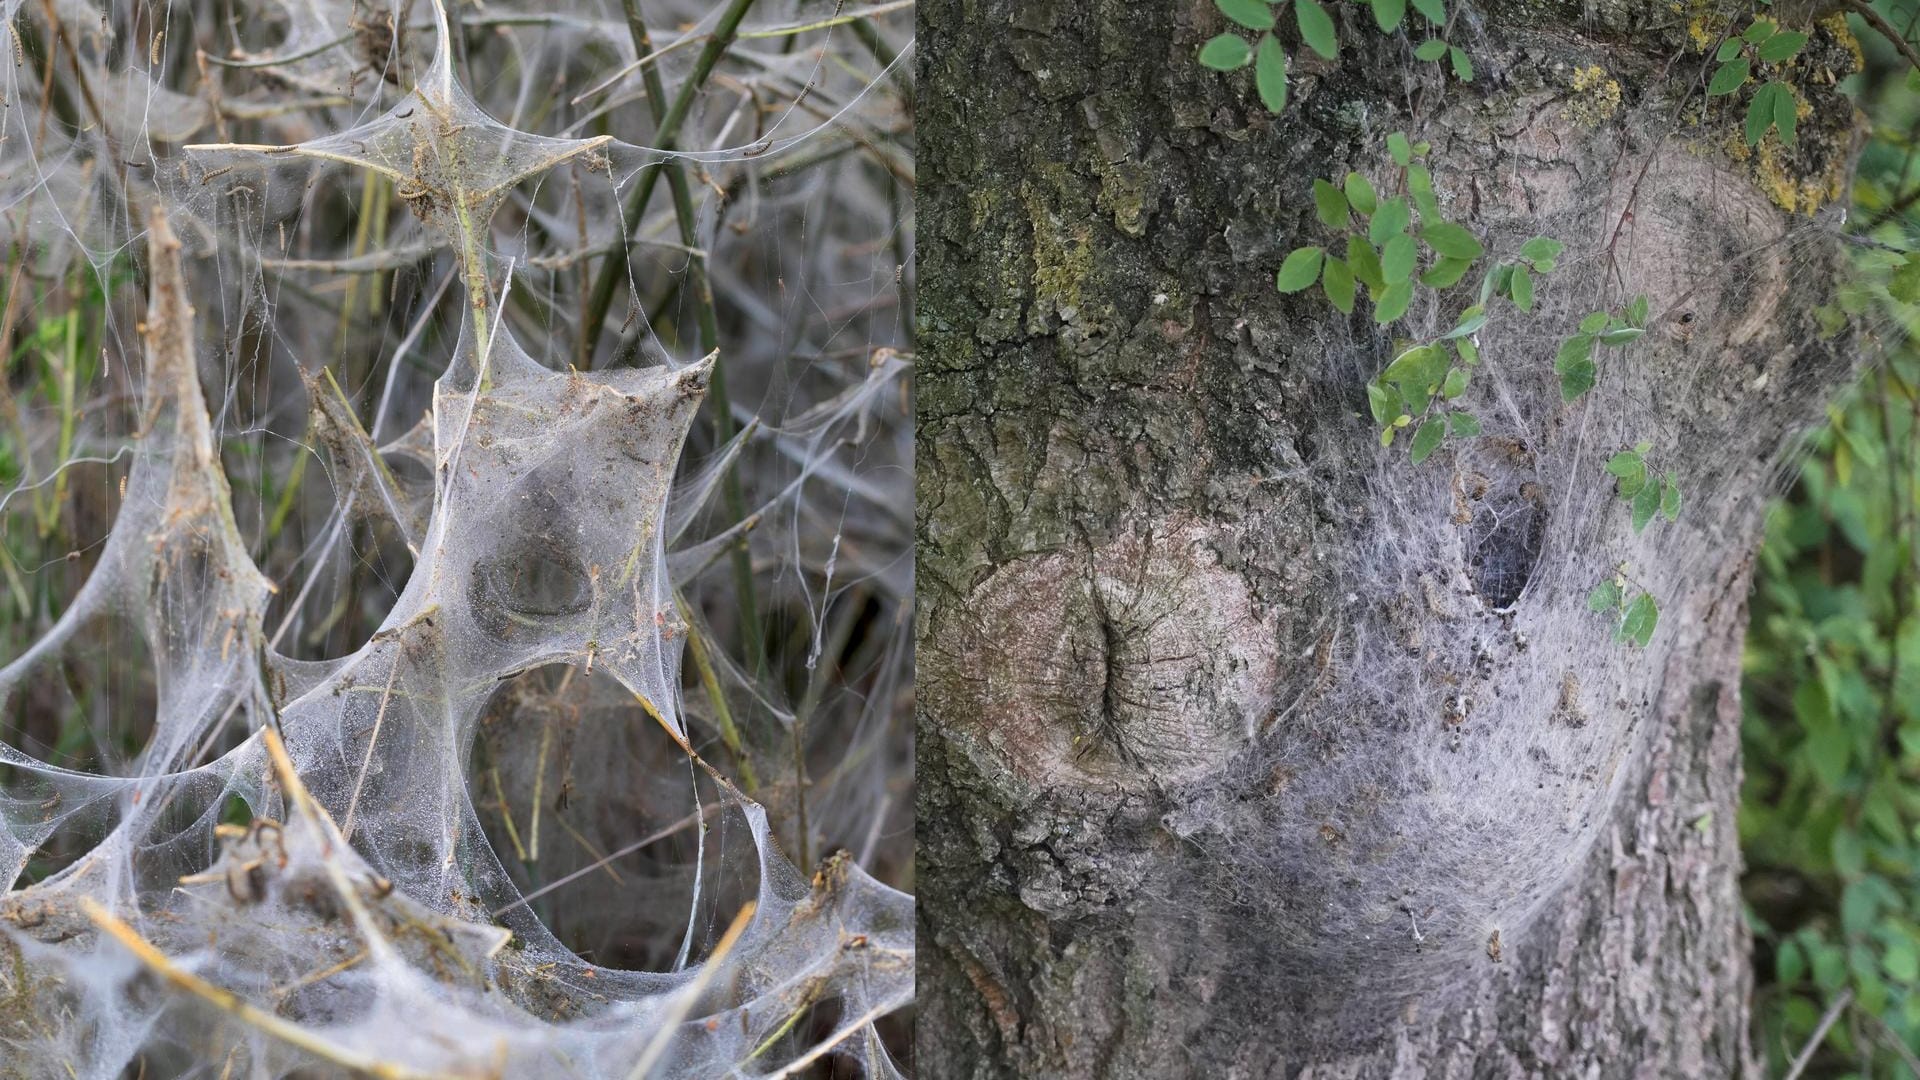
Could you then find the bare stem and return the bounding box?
[80,900,456,1080]
[609,0,766,676]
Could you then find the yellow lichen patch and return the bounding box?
[1022,178,1094,318]
[1564,65,1622,126]
[1674,0,1719,52]
[1687,16,1714,51]
[1822,12,1864,71]
[1750,130,1844,215]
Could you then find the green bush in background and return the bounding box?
[1743,40,1920,1079]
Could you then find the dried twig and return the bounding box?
[79,900,455,1080]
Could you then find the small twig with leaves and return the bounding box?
[1555,297,1648,401]
[1197,0,1462,113]
[1705,16,1811,147]
[1276,133,1491,322]
[1584,442,1684,647]
[1605,441,1684,534]
[1587,563,1662,648]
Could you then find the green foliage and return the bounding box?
[1604,443,1683,534]
[1583,440,1681,646]
[1706,17,1808,146]
[1197,0,1464,114]
[1586,565,1660,647]
[1553,298,1648,402]
[1278,137,1617,464]
[1746,352,1920,1074]
[1296,0,1339,60]
[1746,56,1920,1067]
[1200,33,1255,70]
[1280,135,1498,328]
[1255,34,1290,110]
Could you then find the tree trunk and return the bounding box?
[915,0,1865,1075]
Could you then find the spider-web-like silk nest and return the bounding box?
[0,0,913,1075]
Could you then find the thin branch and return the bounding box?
[1847,0,1920,75]
[758,992,912,1079]
[1783,987,1854,1080]
[607,0,766,677]
[623,900,758,1080]
[79,900,455,1080]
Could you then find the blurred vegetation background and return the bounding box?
[1742,8,1920,1075]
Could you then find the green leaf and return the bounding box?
[1449,46,1473,81]
[1414,38,1448,61]
[1453,337,1478,366]
[1380,343,1446,387]
[1519,235,1563,264]
[1366,382,1398,426]
[1199,33,1255,70]
[1588,579,1621,612]
[1347,235,1385,290]
[1421,256,1472,288]
[1296,0,1339,60]
[1777,939,1806,985]
[1410,0,1445,23]
[1409,418,1446,463]
[1743,18,1776,43]
[1619,592,1658,647]
[1510,265,1534,311]
[1716,38,1745,62]
[1486,263,1514,302]
[1708,58,1750,96]
[1758,30,1807,61]
[1276,246,1325,292]
[1344,171,1378,216]
[1886,941,1920,985]
[1660,476,1682,521]
[1372,0,1407,31]
[1406,165,1438,218]
[1322,257,1356,313]
[1832,828,1866,877]
[1625,295,1649,328]
[1374,279,1414,323]
[1387,131,1413,167]
[1632,482,1660,532]
[1313,179,1349,229]
[1447,411,1481,436]
[1802,685,1846,787]
[1745,82,1781,145]
[1255,34,1290,111]
[1812,943,1847,991]
[1607,449,1648,494]
[1422,220,1484,260]
[1772,80,1797,144]
[1441,367,1470,399]
[1555,333,1594,373]
[1215,0,1277,31]
[1381,233,1418,284]
[1368,197,1411,245]
[1893,254,1920,305]
[1559,359,1589,401]
[1579,311,1609,334]
[1443,305,1487,338]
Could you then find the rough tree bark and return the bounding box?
[916,0,1868,1076]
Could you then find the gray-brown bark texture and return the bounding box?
[915,0,1867,1075]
